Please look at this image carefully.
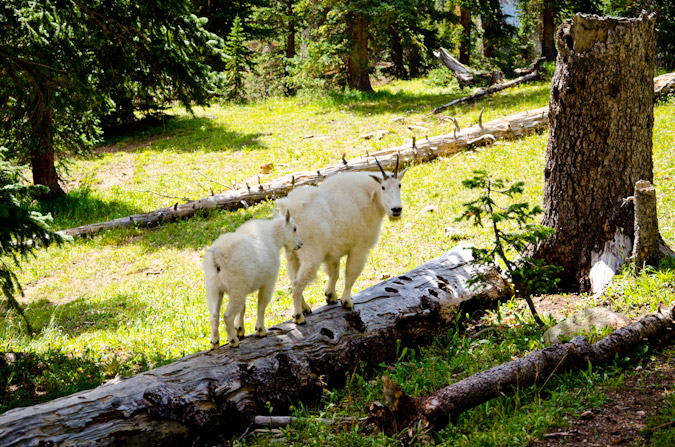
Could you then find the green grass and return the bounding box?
[2,77,675,445]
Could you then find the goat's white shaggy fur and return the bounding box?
[276,167,409,323]
[203,212,302,349]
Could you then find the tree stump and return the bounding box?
[525,12,657,292]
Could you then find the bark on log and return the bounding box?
[0,246,512,447]
[369,306,675,440]
[59,108,550,238]
[523,12,657,292]
[431,70,543,114]
[433,47,475,87]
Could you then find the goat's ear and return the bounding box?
[396,167,410,180]
[369,175,383,184]
[285,210,291,223]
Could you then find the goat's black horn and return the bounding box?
[394,153,400,178]
[374,157,388,178]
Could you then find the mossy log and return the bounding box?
[0,246,511,446]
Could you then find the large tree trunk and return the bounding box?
[408,39,421,78]
[541,2,557,62]
[345,11,373,92]
[284,0,296,96]
[369,306,675,440]
[525,13,657,292]
[459,7,471,65]
[31,108,64,198]
[390,22,407,79]
[541,2,556,62]
[480,0,503,59]
[0,247,511,446]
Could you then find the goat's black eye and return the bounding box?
[398,184,401,188]
[294,228,297,232]
[381,186,385,190]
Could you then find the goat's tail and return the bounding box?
[206,247,227,274]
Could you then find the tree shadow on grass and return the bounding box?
[0,345,170,414]
[38,185,143,230]
[94,201,276,252]
[325,81,550,117]
[27,292,148,338]
[97,114,269,154]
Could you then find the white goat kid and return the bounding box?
[276,157,408,324]
[203,211,302,349]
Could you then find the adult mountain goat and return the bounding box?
[203,211,303,349]
[276,157,409,324]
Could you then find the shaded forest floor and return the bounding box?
[530,294,675,447]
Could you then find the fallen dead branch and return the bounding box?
[368,306,675,441]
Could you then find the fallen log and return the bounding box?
[431,70,543,114]
[433,47,476,87]
[0,246,512,447]
[368,306,675,441]
[59,108,550,238]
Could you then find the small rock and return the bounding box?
[543,306,631,345]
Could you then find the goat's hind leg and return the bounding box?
[291,260,319,324]
[223,295,244,347]
[206,280,224,350]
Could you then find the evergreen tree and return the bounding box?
[224,16,250,99]
[0,0,225,197]
[0,154,66,332]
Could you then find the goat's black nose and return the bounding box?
[392,207,402,215]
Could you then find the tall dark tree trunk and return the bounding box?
[480,0,503,58]
[459,7,471,65]
[525,13,657,292]
[390,23,407,79]
[284,0,296,96]
[31,108,64,198]
[541,1,557,62]
[345,11,373,92]
[408,41,421,78]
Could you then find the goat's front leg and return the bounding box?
[324,259,340,304]
[341,249,370,310]
[255,281,275,337]
[291,261,318,324]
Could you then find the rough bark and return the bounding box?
[524,13,657,292]
[459,7,471,65]
[541,1,557,62]
[345,12,373,92]
[0,246,512,447]
[654,72,675,98]
[369,306,675,440]
[632,180,661,268]
[31,108,64,198]
[59,106,551,238]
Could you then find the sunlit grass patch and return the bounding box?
[1,79,674,444]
